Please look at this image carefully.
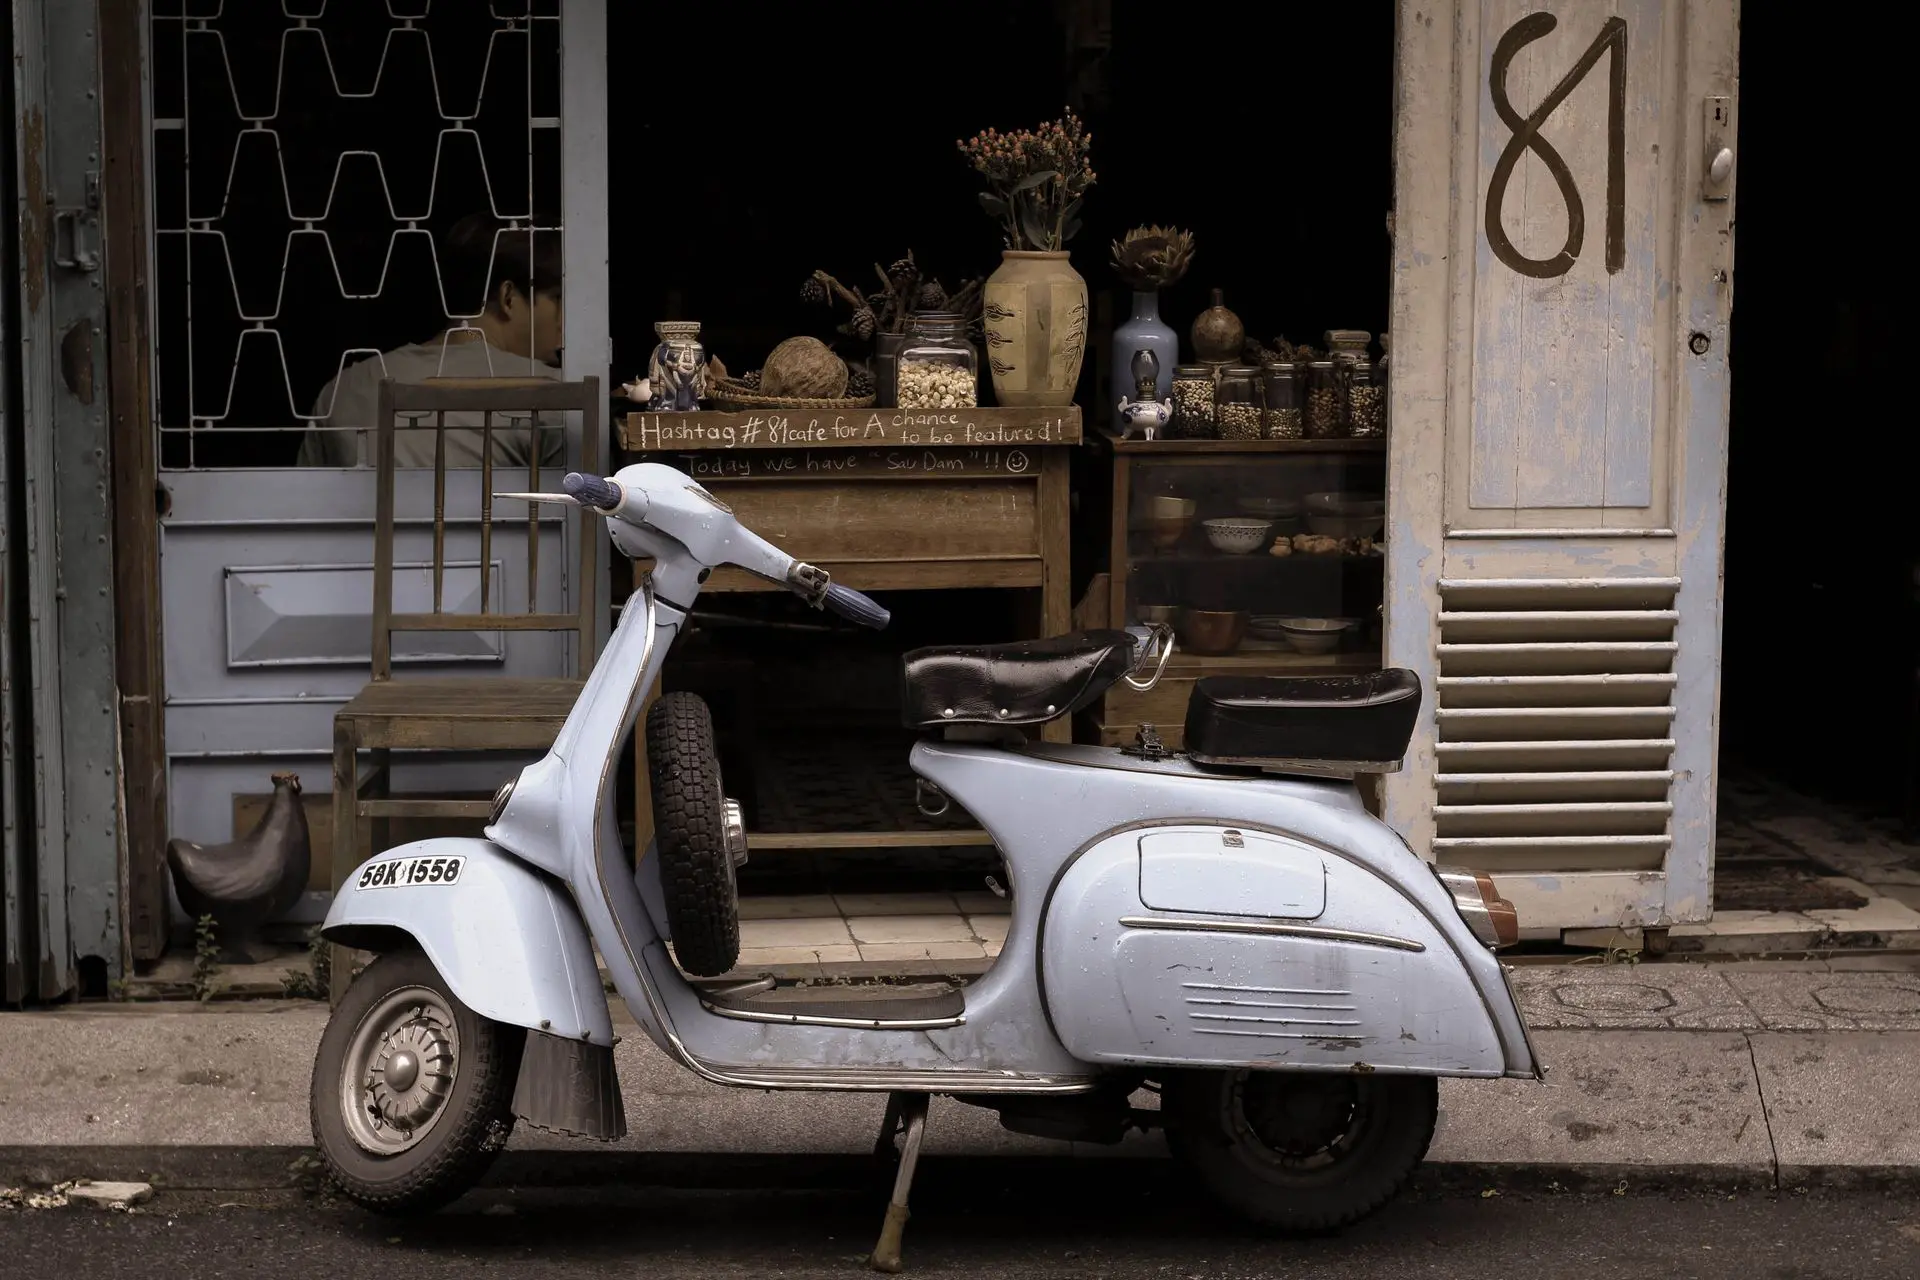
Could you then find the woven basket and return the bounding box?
[708,376,875,412]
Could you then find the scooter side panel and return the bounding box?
[1040,827,1505,1074]
[915,742,1537,1078]
[322,836,614,1044]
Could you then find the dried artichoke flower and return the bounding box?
[1110,224,1196,291]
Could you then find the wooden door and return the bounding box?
[1384,0,1739,937]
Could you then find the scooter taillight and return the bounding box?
[1434,868,1520,949]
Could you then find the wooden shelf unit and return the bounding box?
[618,405,1082,853]
[1096,430,1389,750]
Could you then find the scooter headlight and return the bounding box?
[490,776,517,826]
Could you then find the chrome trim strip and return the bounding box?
[1118,915,1426,953]
[699,1000,967,1031]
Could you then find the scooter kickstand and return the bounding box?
[873,1091,906,1158]
[867,1091,929,1274]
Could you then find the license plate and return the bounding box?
[357,854,465,891]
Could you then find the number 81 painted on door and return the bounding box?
[1486,13,1628,280]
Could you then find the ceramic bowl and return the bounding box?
[1148,516,1194,550]
[1180,609,1248,655]
[1147,495,1198,520]
[1203,517,1274,555]
[1246,614,1291,641]
[1277,617,1354,655]
[1136,604,1181,627]
[1304,491,1385,517]
[1235,496,1302,520]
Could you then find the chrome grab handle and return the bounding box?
[1122,623,1175,692]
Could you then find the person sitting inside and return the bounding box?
[297,214,567,469]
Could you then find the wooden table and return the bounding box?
[617,405,1081,852]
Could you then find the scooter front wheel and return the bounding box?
[1163,1069,1437,1232]
[310,950,525,1215]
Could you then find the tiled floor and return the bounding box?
[734,890,1010,968]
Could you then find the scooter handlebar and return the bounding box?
[822,582,891,630]
[563,472,623,511]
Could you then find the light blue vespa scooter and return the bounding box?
[312,462,1539,1268]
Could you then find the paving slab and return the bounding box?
[1750,1032,1920,1182]
[1722,971,1920,1031]
[1427,1030,1771,1179]
[1507,963,1756,1030]
[1667,910,1825,954]
[1808,897,1920,947]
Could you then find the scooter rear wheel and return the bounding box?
[310,950,524,1215]
[645,691,741,977]
[1163,1069,1437,1231]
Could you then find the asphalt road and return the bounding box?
[5,1165,1917,1280]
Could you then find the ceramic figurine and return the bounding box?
[647,321,709,412]
[167,772,312,964]
[620,377,653,404]
[1116,348,1172,440]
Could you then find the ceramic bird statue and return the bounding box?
[167,772,312,964]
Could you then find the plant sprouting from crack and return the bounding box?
[191,913,222,1001]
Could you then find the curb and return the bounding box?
[7,1145,1916,1196]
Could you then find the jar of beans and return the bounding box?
[1261,361,1302,439]
[1171,364,1216,438]
[1345,359,1385,438]
[1304,359,1345,439]
[1216,366,1264,440]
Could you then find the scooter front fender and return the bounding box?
[321,837,613,1045]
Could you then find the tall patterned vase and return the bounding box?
[983,250,1088,407]
[1110,289,1176,407]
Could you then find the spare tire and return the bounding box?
[645,692,740,976]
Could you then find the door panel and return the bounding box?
[1386,0,1737,935]
[147,3,607,920]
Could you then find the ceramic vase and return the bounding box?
[982,250,1088,407]
[1110,290,1177,407]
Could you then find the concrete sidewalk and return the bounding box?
[4,961,1918,1192]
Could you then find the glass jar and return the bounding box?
[1171,364,1216,438]
[1304,359,1345,439]
[1261,361,1302,439]
[896,313,978,409]
[1345,359,1385,438]
[1216,365,1263,440]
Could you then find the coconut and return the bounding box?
[759,336,849,399]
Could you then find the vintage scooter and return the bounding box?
[312,462,1539,1269]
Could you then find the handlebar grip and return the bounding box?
[563,472,623,510]
[823,583,890,630]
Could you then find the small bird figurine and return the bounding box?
[167,772,312,964]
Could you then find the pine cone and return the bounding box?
[738,368,762,390]
[799,274,828,306]
[915,280,949,311]
[846,366,874,398]
[887,255,917,286]
[845,307,877,341]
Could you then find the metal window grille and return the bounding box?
[151,1,563,470]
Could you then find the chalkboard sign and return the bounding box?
[668,447,1040,482]
[619,406,1081,453]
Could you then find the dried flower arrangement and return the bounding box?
[1110,225,1196,291]
[957,110,1096,252]
[799,250,984,341]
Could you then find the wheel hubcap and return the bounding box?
[340,986,459,1155]
[1234,1073,1369,1171]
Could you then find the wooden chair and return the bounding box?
[330,375,600,1001]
